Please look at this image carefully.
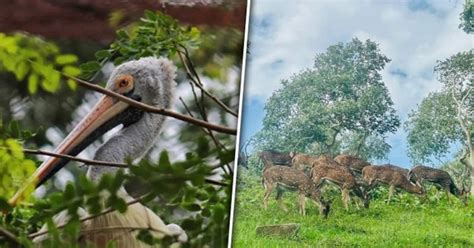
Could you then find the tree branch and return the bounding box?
[62,74,237,135]
[21,148,129,168]
[205,178,229,187]
[2,147,229,188]
[176,44,238,117]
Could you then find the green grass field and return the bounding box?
[231,170,474,247]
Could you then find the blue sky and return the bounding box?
[240,0,472,167]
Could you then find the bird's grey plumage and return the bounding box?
[35,57,186,247]
[87,57,176,181]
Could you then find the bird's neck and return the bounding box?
[86,112,166,182]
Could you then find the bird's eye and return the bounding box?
[115,75,134,94]
[119,79,128,87]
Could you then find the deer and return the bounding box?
[362,164,425,204]
[408,165,467,204]
[290,152,318,175]
[262,165,331,217]
[258,150,293,170]
[334,154,371,175]
[311,155,368,210]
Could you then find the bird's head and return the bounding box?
[108,57,176,107]
[9,57,176,206]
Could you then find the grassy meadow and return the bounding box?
[232,170,474,247]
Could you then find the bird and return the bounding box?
[9,57,187,247]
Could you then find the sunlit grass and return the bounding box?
[232,171,474,247]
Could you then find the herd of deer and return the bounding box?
[260,150,468,218]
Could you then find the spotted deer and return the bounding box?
[262,166,331,217]
[362,164,425,203]
[290,152,318,175]
[258,150,293,170]
[408,165,467,204]
[334,154,371,174]
[311,155,368,209]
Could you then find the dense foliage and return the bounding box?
[0,33,81,93]
[0,10,241,247]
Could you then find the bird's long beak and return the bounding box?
[9,95,132,206]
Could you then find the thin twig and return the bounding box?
[177,55,234,174]
[186,84,231,175]
[63,74,237,135]
[188,83,228,151]
[20,148,129,168]
[178,47,238,117]
[205,179,229,187]
[179,96,225,150]
[2,147,228,188]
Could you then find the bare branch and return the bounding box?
[2,147,228,188]
[205,178,229,187]
[62,74,237,135]
[21,148,129,168]
[176,44,238,117]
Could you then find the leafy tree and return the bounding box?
[405,50,473,193]
[459,0,474,34]
[254,38,399,161]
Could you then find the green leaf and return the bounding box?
[196,137,210,157]
[113,197,127,213]
[158,151,171,168]
[144,10,157,21]
[116,30,129,39]
[27,74,39,94]
[182,202,202,211]
[55,54,78,64]
[95,50,112,59]
[181,219,200,230]
[0,197,12,212]
[15,62,29,81]
[212,204,226,223]
[67,79,77,90]
[8,121,20,139]
[80,61,101,72]
[63,184,75,201]
[62,66,81,76]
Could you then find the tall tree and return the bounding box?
[405,50,473,193]
[254,38,400,160]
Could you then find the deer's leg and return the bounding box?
[342,188,350,210]
[445,188,451,203]
[298,194,306,216]
[276,188,288,212]
[388,185,395,204]
[263,182,274,209]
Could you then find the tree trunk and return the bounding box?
[469,150,474,194]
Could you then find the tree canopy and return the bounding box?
[405,49,473,192]
[253,38,399,161]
